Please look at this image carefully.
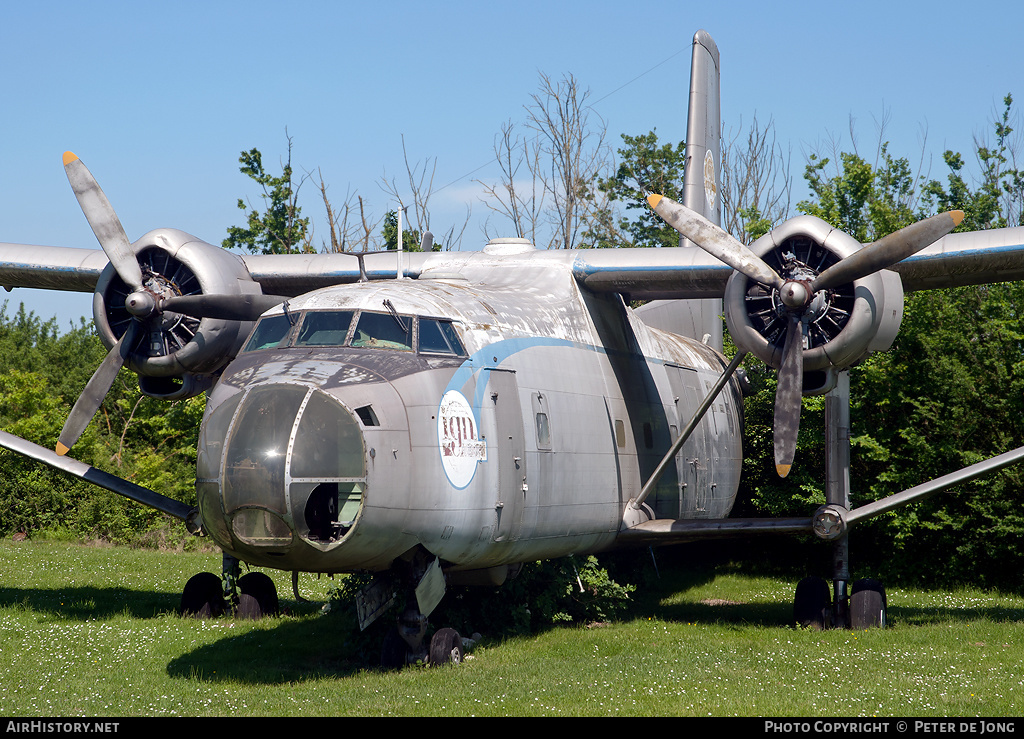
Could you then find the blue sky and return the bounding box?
[2,0,1022,323]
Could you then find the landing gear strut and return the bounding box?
[794,371,887,630]
[367,549,465,668]
[380,603,465,668]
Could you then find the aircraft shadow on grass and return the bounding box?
[0,585,179,621]
[165,615,368,683]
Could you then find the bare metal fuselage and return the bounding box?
[194,254,744,575]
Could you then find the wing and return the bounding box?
[3,225,1024,301]
[0,242,109,292]
[892,225,1024,291]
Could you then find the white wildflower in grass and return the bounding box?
[2,540,1023,716]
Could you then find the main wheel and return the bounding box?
[793,576,832,630]
[180,572,224,618]
[850,578,887,629]
[429,627,463,666]
[237,572,279,619]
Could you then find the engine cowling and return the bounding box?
[92,228,263,399]
[724,215,904,393]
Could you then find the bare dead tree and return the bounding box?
[479,72,610,249]
[477,119,546,244]
[720,114,792,244]
[526,72,610,249]
[357,196,379,251]
[307,168,380,253]
[380,135,471,251]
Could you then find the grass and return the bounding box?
[1,538,1023,716]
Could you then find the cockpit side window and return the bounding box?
[242,314,294,352]
[294,310,355,347]
[351,311,413,350]
[418,318,466,356]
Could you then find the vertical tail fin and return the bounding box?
[682,30,721,228]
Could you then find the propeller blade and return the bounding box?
[811,210,964,292]
[773,313,804,478]
[160,293,289,321]
[56,321,140,456]
[647,194,784,290]
[63,152,144,290]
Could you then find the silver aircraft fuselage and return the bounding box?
[195,249,744,575]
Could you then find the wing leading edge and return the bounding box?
[1,226,1023,302]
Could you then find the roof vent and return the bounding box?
[483,237,535,255]
[419,270,467,281]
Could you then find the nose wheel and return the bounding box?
[178,554,279,620]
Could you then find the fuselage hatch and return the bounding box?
[194,251,744,577]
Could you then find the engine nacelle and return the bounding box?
[724,216,904,392]
[92,228,264,400]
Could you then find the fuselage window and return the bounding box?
[242,314,294,352]
[615,419,626,448]
[419,318,466,356]
[294,310,355,347]
[536,412,551,448]
[351,311,413,350]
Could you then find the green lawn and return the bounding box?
[1,539,1022,716]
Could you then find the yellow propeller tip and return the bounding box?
[62,151,79,166]
[55,442,69,456]
[776,463,791,478]
[646,194,663,209]
[951,210,965,226]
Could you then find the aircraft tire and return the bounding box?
[429,627,463,666]
[180,572,224,618]
[850,578,887,630]
[793,576,831,630]
[237,572,279,619]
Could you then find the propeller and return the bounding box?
[159,293,289,322]
[56,153,284,456]
[646,194,783,290]
[56,321,139,456]
[648,193,963,477]
[63,152,144,291]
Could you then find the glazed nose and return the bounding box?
[196,384,366,548]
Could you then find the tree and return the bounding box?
[846,282,1024,588]
[478,119,547,245]
[480,72,610,249]
[584,120,791,250]
[739,100,1024,589]
[380,136,469,252]
[527,72,610,249]
[380,210,440,252]
[584,129,686,249]
[310,171,380,253]
[223,135,312,255]
[720,115,792,243]
[0,304,203,544]
[798,143,923,242]
[922,94,1024,230]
